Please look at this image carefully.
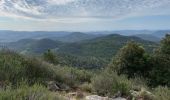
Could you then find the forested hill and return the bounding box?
[55,32,103,43]
[4,34,157,57]
[57,34,157,59]
[2,34,157,68]
[6,39,63,54]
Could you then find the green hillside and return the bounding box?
[4,34,157,68]
[134,34,160,42]
[0,35,169,99]
[56,32,102,43]
[28,39,62,54]
[58,34,157,59]
[7,39,63,54]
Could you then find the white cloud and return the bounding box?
[47,0,75,5]
[0,0,170,20]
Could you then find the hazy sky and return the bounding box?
[0,0,170,31]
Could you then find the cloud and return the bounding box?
[47,0,75,5]
[0,0,170,20]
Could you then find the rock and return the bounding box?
[47,81,70,91]
[130,88,155,100]
[85,95,114,100]
[112,97,127,100]
[76,89,84,99]
[47,81,60,92]
[59,83,70,91]
[85,95,127,100]
[113,91,122,98]
[69,92,77,97]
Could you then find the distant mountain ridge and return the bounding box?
[152,30,170,38]
[0,30,103,43]
[0,30,170,43]
[4,34,157,57]
[133,34,160,42]
[55,32,103,43]
[57,34,157,59]
[133,30,170,42]
[6,38,62,54]
[0,31,71,42]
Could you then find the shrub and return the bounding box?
[43,49,59,65]
[110,41,150,78]
[0,50,56,85]
[0,83,65,100]
[80,83,93,93]
[91,69,132,96]
[153,86,170,100]
[0,49,93,89]
[53,65,93,87]
[131,77,149,91]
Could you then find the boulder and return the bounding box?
[47,81,60,92]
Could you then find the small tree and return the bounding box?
[149,34,170,87]
[111,41,149,78]
[158,34,170,54]
[43,49,59,65]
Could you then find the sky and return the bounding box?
[0,0,170,31]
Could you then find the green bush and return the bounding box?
[43,49,59,65]
[91,69,132,96]
[154,86,170,100]
[0,49,93,89]
[131,77,149,90]
[110,41,150,78]
[53,65,93,87]
[0,83,65,100]
[0,50,56,85]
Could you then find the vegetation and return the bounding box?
[58,34,156,59]
[53,65,93,87]
[154,86,170,100]
[92,69,132,96]
[5,34,157,69]
[79,83,93,93]
[110,34,170,87]
[43,49,59,65]
[0,49,92,87]
[0,49,55,85]
[58,53,108,69]
[149,34,170,87]
[0,34,169,99]
[111,41,149,78]
[0,83,65,100]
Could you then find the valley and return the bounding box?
[0,31,159,69]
